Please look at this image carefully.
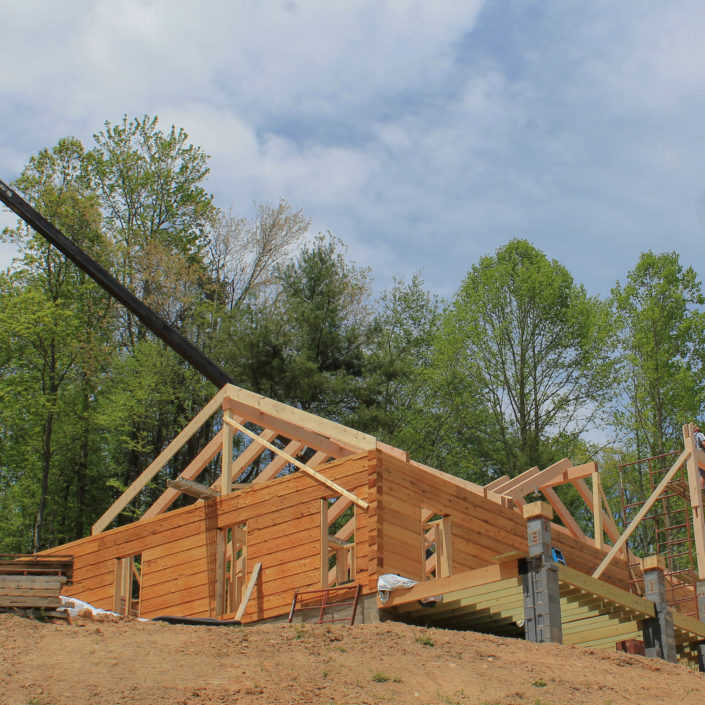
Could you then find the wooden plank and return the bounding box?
[234,562,262,621]
[224,416,368,509]
[559,565,655,616]
[537,462,598,489]
[223,398,355,459]
[593,449,690,579]
[593,470,603,549]
[491,466,540,495]
[380,561,519,608]
[223,383,376,451]
[510,458,573,497]
[211,428,279,489]
[93,387,228,534]
[221,409,234,496]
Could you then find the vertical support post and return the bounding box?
[438,516,453,578]
[642,555,676,663]
[321,499,329,588]
[214,529,226,618]
[684,424,705,580]
[592,470,603,550]
[221,407,234,496]
[522,501,562,645]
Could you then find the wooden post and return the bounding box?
[642,555,676,663]
[684,424,705,580]
[221,408,234,496]
[214,529,226,618]
[438,516,452,578]
[522,502,562,645]
[321,500,329,588]
[592,469,603,550]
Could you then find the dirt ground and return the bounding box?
[1,613,704,705]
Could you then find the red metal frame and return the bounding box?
[288,584,362,625]
[619,451,698,616]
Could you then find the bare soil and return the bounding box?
[1,612,703,705]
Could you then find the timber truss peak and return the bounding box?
[483,457,646,587]
[484,458,622,548]
[92,384,376,535]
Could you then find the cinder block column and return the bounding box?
[642,555,676,663]
[522,502,562,645]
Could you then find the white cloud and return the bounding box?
[2,0,705,299]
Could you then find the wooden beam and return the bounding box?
[142,430,224,520]
[234,562,261,622]
[438,516,452,577]
[592,470,603,550]
[379,561,519,608]
[511,458,573,498]
[223,397,351,460]
[93,387,228,534]
[166,478,219,499]
[321,500,328,588]
[541,486,586,541]
[223,416,368,509]
[537,462,598,489]
[223,383,376,451]
[491,466,540,496]
[253,440,306,484]
[409,459,509,507]
[572,478,621,545]
[593,449,690,579]
[683,424,705,580]
[210,428,279,490]
[559,565,655,616]
[327,497,353,526]
[485,475,510,491]
[221,409,234,496]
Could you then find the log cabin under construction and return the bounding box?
[40,383,705,667]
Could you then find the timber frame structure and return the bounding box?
[43,386,705,666]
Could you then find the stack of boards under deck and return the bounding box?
[0,554,74,616]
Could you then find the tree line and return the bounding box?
[1,115,703,553]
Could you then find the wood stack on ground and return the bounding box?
[0,554,73,615]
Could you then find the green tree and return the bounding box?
[0,137,112,550]
[433,239,613,480]
[355,274,443,457]
[611,251,705,458]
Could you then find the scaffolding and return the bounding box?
[619,450,699,616]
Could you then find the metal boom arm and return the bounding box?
[0,178,233,389]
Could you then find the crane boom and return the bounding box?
[0,178,233,389]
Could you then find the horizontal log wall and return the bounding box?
[376,450,637,592]
[43,452,372,621]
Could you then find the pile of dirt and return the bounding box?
[1,612,703,704]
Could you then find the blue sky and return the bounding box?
[2,0,705,300]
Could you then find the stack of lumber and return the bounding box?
[0,554,73,611]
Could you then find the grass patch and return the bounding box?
[415,632,435,647]
[372,671,390,683]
